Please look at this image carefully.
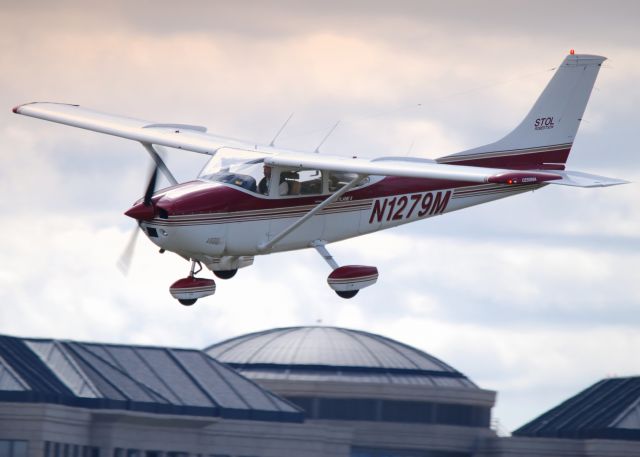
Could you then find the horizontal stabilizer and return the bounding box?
[548,170,629,187]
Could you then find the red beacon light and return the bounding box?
[570,49,575,55]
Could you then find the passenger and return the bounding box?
[259,165,290,196]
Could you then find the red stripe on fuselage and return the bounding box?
[437,145,571,170]
[143,176,544,228]
[151,176,477,218]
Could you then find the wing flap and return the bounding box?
[13,102,251,155]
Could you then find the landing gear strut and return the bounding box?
[169,260,217,306]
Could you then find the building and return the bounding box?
[1,327,640,457]
[206,326,496,455]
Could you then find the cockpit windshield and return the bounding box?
[198,148,269,194]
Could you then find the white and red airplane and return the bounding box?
[13,52,626,305]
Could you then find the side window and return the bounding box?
[328,172,370,192]
[282,170,323,196]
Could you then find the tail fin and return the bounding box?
[438,53,606,170]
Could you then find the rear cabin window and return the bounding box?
[329,172,371,192]
[285,169,323,195]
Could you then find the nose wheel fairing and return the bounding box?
[169,276,216,305]
[169,260,216,306]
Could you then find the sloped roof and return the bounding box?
[206,326,476,388]
[514,377,640,440]
[0,334,303,422]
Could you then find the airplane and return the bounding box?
[12,52,627,305]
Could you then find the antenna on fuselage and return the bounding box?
[269,112,295,147]
[407,139,416,157]
[314,120,341,153]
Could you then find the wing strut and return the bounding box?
[141,142,178,186]
[257,174,366,252]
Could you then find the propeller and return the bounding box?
[117,161,160,275]
[144,164,159,207]
[117,223,140,275]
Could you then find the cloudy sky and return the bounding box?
[1,0,639,432]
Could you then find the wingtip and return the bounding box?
[12,101,80,115]
[12,102,37,114]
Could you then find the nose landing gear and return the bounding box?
[169,260,216,306]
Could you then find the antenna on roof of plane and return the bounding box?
[269,112,295,147]
[406,139,416,157]
[314,120,341,154]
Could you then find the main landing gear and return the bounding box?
[169,260,216,306]
[312,241,379,299]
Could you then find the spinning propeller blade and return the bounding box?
[144,164,159,206]
[118,162,162,275]
[117,225,140,275]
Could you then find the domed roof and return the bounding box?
[206,326,476,388]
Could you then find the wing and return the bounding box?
[13,102,256,155]
[15,102,627,187]
[265,152,565,185]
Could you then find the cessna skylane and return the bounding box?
[13,52,627,305]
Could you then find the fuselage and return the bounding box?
[134,176,543,263]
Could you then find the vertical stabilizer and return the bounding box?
[438,53,606,170]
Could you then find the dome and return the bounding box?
[206,326,476,388]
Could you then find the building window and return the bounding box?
[352,447,470,457]
[287,397,491,428]
[435,404,475,426]
[381,400,433,423]
[318,398,377,421]
[285,396,490,427]
[285,397,314,418]
[46,444,98,457]
[167,452,188,457]
[0,441,28,457]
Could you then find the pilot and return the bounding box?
[259,165,290,196]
